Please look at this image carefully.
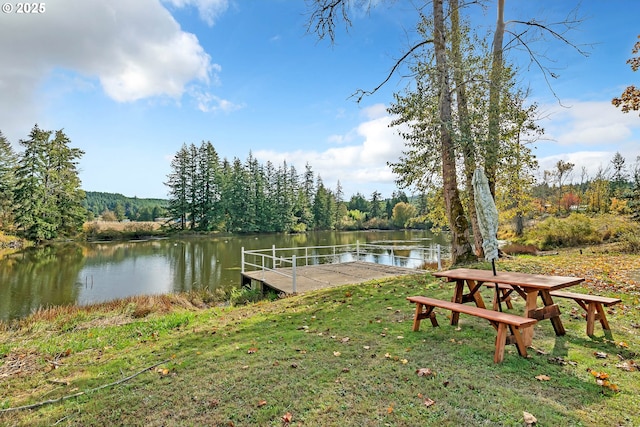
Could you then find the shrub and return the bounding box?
[229,287,264,306]
[525,213,601,250]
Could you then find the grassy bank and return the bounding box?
[1,247,639,426]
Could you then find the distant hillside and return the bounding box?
[83,191,168,221]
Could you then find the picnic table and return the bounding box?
[432,268,585,347]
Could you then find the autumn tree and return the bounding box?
[306,0,584,263]
[391,202,417,228]
[612,35,640,115]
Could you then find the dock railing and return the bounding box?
[241,240,445,293]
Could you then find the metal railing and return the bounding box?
[241,240,447,293]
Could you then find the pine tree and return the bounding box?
[14,125,85,242]
[166,144,190,230]
[0,131,17,230]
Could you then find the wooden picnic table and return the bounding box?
[432,268,585,346]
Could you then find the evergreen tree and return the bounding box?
[48,130,86,236]
[0,131,17,230]
[166,143,190,230]
[313,177,335,230]
[14,125,85,242]
[370,191,383,219]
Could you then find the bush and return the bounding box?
[525,213,601,250]
[229,287,264,306]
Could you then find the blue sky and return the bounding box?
[1,0,639,199]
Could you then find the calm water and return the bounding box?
[0,230,447,321]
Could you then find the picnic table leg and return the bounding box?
[468,279,486,309]
[522,291,538,347]
[494,323,508,363]
[540,291,566,336]
[450,279,464,326]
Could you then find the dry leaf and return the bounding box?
[401,359,408,365]
[387,405,393,414]
[423,398,436,407]
[535,374,551,381]
[523,411,537,426]
[257,400,267,407]
[594,351,608,359]
[248,347,258,354]
[341,337,350,343]
[333,351,341,357]
[282,412,293,423]
[416,367,433,377]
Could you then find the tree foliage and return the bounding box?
[11,125,86,242]
[612,35,640,115]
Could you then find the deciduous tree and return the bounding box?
[612,35,640,115]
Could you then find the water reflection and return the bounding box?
[0,230,448,321]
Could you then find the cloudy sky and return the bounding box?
[1,0,638,199]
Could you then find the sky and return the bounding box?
[1,0,639,200]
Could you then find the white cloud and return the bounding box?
[162,0,229,26]
[253,105,407,197]
[191,88,244,113]
[0,0,220,141]
[535,100,640,182]
[540,100,640,147]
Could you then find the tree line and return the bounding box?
[83,192,168,222]
[164,141,421,233]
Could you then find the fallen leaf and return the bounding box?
[401,359,408,365]
[257,400,267,407]
[282,412,293,423]
[594,351,608,359]
[333,351,341,357]
[523,411,537,426]
[423,398,436,407]
[387,405,393,414]
[363,346,370,350]
[535,374,551,381]
[416,368,433,377]
[341,337,350,343]
[248,347,258,354]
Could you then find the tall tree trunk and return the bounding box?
[450,0,483,258]
[486,0,505,197]
[433,0,474,265]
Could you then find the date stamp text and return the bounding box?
[2,2,46,14]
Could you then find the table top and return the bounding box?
[432,268,584,291]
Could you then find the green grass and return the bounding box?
[1,249,639,426]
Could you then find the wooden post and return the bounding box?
[241,247,245,273]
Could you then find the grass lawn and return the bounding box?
[1,247,639,426]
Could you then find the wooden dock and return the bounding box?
[241,261,421,295]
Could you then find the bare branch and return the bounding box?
[0,359,171,413]
[350,38,434,102]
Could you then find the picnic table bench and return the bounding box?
[407,296,537,363]
[486,283,621,336]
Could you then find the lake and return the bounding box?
[0,230,448,321]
